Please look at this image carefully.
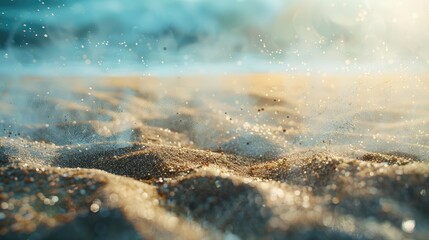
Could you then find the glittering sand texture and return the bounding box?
[1,74,429,239]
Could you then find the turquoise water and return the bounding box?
[1,0,429,73]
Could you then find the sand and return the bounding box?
[1,73,429,239]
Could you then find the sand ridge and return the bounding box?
[1,74,429,239]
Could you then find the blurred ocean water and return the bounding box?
[1,0,429,73]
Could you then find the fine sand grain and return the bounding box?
[1,74,429,239]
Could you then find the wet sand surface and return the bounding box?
[1,74,429,239]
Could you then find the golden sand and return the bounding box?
[1,74,428,239]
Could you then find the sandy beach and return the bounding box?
[1,73,428,239]
[2,0,429,239]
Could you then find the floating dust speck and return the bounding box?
[402,219,416,233]
[90,199,101,213]
[90,203,100,213]
[1,202,9,209]
[43,198,51,205]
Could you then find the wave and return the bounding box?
[1,0,429,72]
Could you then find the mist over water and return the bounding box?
[1,0,429,160]
[1,0,429,73]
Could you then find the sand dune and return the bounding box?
[1,74,429,239]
